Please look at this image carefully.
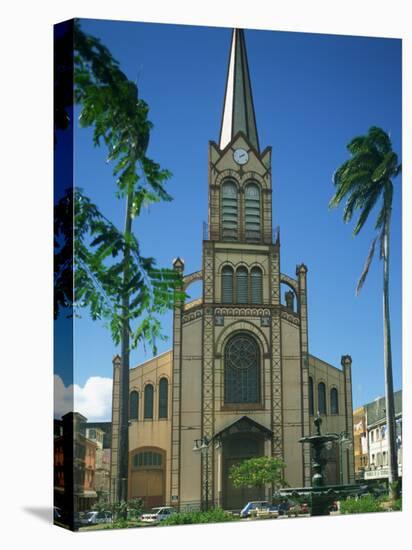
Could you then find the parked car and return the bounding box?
[140,506,175,523]
[80,511,113,525]
[277,499,294,515]
[240,501,279,518]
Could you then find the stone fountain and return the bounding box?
[276,415,364,516]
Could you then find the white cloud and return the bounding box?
[54,375,113,421]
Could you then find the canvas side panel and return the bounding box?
[53,18,75,531]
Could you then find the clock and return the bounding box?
[233,148,249,165]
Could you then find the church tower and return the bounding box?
[171,29,313,510]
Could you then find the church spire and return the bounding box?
[219,29,260,153]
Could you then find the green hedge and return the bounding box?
[161,508,236,526]
[340,495,383,515]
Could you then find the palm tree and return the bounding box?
[329,126,401,499]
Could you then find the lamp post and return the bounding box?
[193,436,221,511]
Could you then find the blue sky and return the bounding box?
[63,19,401,417]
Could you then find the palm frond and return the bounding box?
[353,185,381,235]
[372,152,399,183]
[356,237,377,295]
[330,170,372,209]
[347,136,368,155]
[367,126,392,155]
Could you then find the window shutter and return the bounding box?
[251,267,263,304]
[222,181,238,240]
[318,383,326,414]
[129,391,139,420]
[222,266,234,303]
[236,267,248,303]
[158,378,168,419]
[308,377,314,416]
[245,183,261,240]
[144,385,154,419]
[330,388,339,414]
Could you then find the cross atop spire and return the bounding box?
[219,29,260,153]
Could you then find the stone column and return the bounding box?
[201,241,215,509]
[297,264,311,486]
[109,355,121,503]
[170,257,184,509]
[269,242,283,459]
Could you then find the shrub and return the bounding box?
[161,507,236,526]
[340,495,383,515]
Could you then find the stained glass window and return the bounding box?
[224,333,260,403]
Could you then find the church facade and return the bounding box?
[110,28,354,511]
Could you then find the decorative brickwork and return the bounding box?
[271,310,283,458]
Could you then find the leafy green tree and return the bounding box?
[229,456,286,491]
[329,126,401,499]
[54,20,183,505]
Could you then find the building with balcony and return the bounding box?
[363,390,402,482]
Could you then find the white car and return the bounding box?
[81,511,113,525]
[140,506,175,523]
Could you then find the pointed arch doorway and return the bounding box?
[216,416,272,510]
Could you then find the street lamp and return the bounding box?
[193,436,221,511]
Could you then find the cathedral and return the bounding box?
[110,28,354,511]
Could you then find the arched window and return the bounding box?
[158,378,168,419]
[236,266,248,304]
[318,382,326,414]
[130,390,139,420]
[330,387,339,415]
[144,384,154,419]
[222,266,234,303]
[245,182,261,240]
[221,180,238,240]
[133,451,163,468]
[251,267,263,304]
[308,377,314,416]
[224,333,260,403]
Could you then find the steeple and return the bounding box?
[219,29,260,153]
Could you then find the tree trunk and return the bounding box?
[116,190,134,505]
[382,210,399,500]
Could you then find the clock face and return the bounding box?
[233,148,249,165]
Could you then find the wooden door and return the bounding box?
[222,435,264,510]
[131,469,164,507]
